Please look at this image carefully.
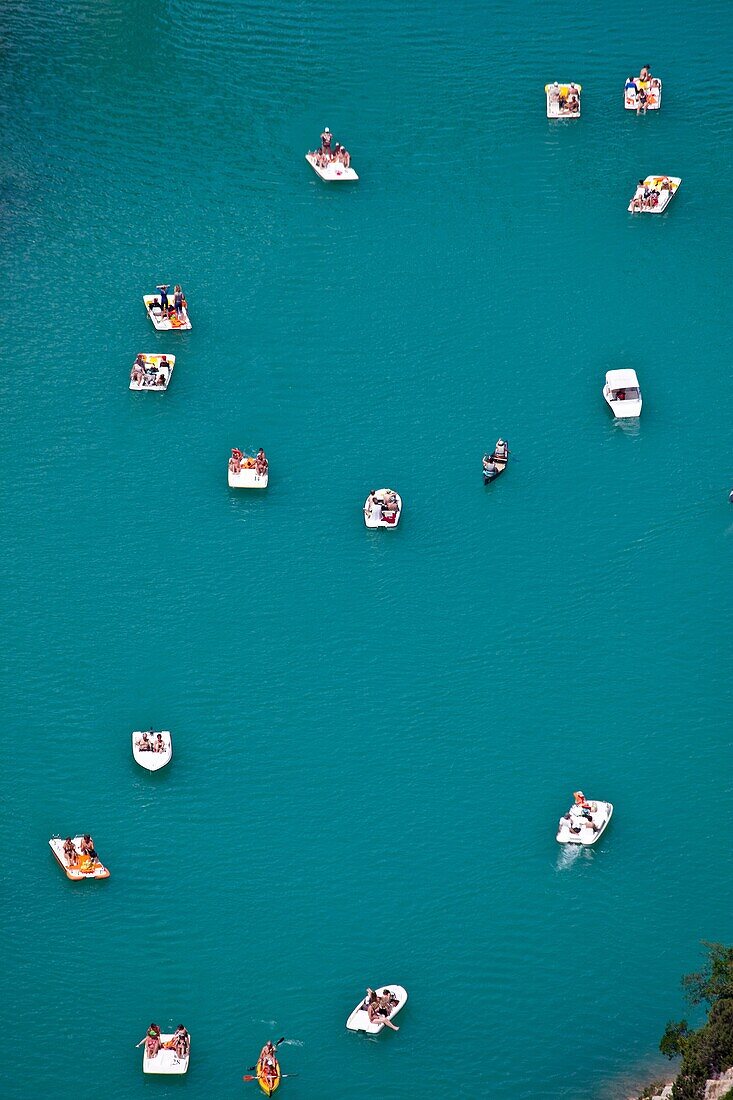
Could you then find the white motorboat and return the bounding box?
[603,368,642,418]
[129,354,175,391]
[364,489,402,528]
[132,730,172,771]
[305,152,358,182]
[143,1033,190,1075]
[228,448,269,489]
[545,82,581,118]
[49,836,110,880]
[346,986,408,1033]
[143,287,191,330]
[624,75,662,110]
[557,799,613,846]
[628,175,680,213]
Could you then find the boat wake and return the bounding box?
[555,845,594,872]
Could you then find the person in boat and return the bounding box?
[640,64,650,81]
[259,1040,278,1074]
[154,732,165,752]
[255,447,268,475]
[567,91,579,113]
[374,990,400,1030]
[173,286,185,318]
[625,76,637,94]
[320,126,332,154]
[340,145,350,168]
[365,490,382,521]
[63,837,77,865]
[137,732,152,751]
[483,454,497,478]
[382,490,399,512]
[144,1023,162,1058]
[636,86,647,115]
[493,439,508,463]
[548,81,559,108]
[156,285,169,311]
[131,362,145,386]
[164,1025,189,1059]
[79,834,95,856]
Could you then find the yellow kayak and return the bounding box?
[257,1055,280,1095]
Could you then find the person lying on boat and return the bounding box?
[163,1025,190,1058]
[140,1023,162,1058]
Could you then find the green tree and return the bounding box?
[663,945,733,1100]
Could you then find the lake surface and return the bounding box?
[2,1,732,1097]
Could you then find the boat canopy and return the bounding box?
[606,368,639,389]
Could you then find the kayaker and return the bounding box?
[259,1040,277,1067]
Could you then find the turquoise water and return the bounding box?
[2,1,732,1097]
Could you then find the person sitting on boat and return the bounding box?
[373,990,400,1031]
[154,732,165,752]
[625,76,637,93]
[79,834,95,856]
[636,87,647,115]
[320,126,332,154]
[483,454,497,477]
[255,447,268,475]
[548,81,559,107]
[365,490,382,521]
[567,91,579,113]
[493,439,508,462]
[164,1025,189,1059]
[640,64,650,81]
[136,732,152,751]
[62,837,77,865]
[143,1023,162,1058]
[340,145,351,168]
[259,1040,278,1073]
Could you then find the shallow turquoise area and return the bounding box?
[2,1,732,1097]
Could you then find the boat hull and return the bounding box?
[257,1057,281,1094]
[132,731,172,771]
[346,985,408,1033]
[143,1034,189,1074]
[305,153,358,181]
[557,801,613,845]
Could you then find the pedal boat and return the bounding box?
[556,800,613,845]
[256,1053,281,1095]
[129,354,175,391]
[628,175,680,213]
[483,441,509,484]
[49,836,110,880]
[132,730,172,771]
[624,76,662,110]
[346,985,408,1033]
[545,82,581,118]
[603,369,642,418]
[143,293,191,330]
[305,152,358,181]
[143,1033,190,1075]
[228,449,269,489]
[364,489,402,528]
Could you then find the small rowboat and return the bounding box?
[556,800,613,846]
[228,449,269,489]
[143,293,192,330]
[346,985,408,1033]
[305,152,358,181]
[49,836,110,880]
[132,730,172,771]
[628,175,681,213]
[143,1033,190,1075]
[256,1054,281,1095]
[624,76,662,110]
[545,82,581,118]
[483,440,509,484]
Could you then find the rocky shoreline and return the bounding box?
[638,1068,733,1100]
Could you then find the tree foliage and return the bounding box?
[659,944,733,1100]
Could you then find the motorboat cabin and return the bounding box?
[142,1029,190,1074]
[545,82,581,118]
[483,438,509,483]
[364,488,402,528]
[143,285,191,330]
[132,730,172,771]
[624,73,662,110]
[346,985,408,1034]
[628,175,680,213]
[603,369,642,418]
[129,354,175,391]
[49,835,110,880]
[556,793,613,846]
[228,447,269,488]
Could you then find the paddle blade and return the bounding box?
[275,1036,286,1046]
[242,1074,256,1081]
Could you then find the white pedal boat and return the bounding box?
[628,175,680,213]
[305,152,358,181]
[129,354,175,391]
[603,368,642,418]
[364,489,402,528]
[228,449,269,489]
[132,730,172,771]
[143,293,191,330]
[143,1034,190,1075]
[49,836,110,880]
[346,986,408,1033]
[557,800,613,845]
[545,82,581,118]
[624,76,662,110]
